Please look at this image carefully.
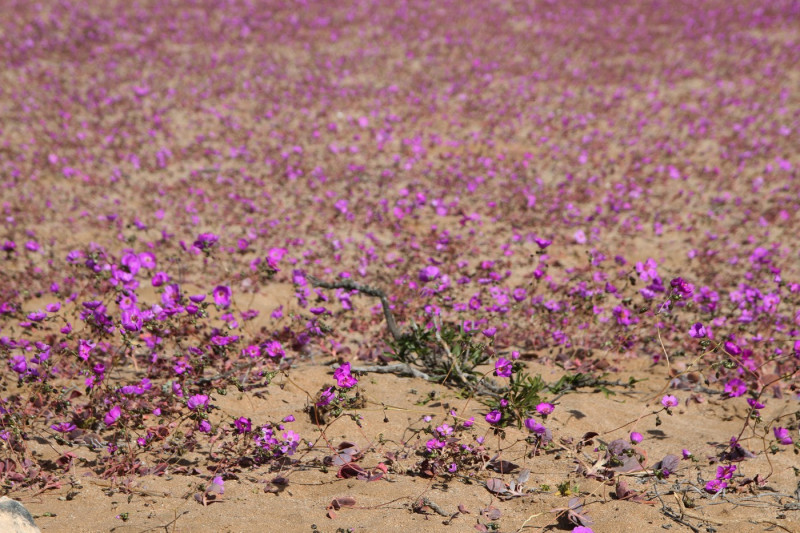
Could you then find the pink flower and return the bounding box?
[524,418,547,434]
[746,398,765,409]
[535,402,555,416]
[716,465,736,480]
[209,476,224,494]
[774,427,793,445]
[264,340,285,358]
[316,387,335,407]
[724,378,747,398]
[435,423,453,437]
[242,345,261,358]
[334,362,358,388]
[661,395,679,408]
[213,285,232,308]
[688,322,707,338]
[151,271,170,287]
[104,405,121,426]
[234,417,251,434]
[485,410,502,424]
[705,479,727,493]
[418,265,440,282]
[193,233,218,251]
[187,394,209,411]
[426,438,446,451]
[494,357,513,378]
[78,339,95,361]
[50,422,76,433]
[630,432,643,444]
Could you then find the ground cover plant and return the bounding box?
[1,0,799,531]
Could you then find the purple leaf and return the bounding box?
[485,478,506,493]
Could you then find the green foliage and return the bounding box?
[483,367,547,428]
[387,318,491,389]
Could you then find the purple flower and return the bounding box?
[724,378,747,398]
[234,417,252,434]
[494,357,513,378]
[50,422,76,433]
[117,292,137,310]
[661,395,679,408]
[281,430,301,455]
[151,271,170,287]
[263,340,285,358]
[162,283,181,306]
[120,253,141,275]
[78,339,95,361]
[316,387,335,407]
[485,410,502,425]
[210,335,238,346]
[572,528,594,533]
[138,251,156,269]
[724,340,742,356]
[534,238,551,249]
[213,285,231,308]
[705,479,727,493]
[193,233,219,251]
[27,311,47,322]
[512,287,527,302]
[198,420,211,433]
[418,265,440,282]
[716,465,736,480]
[630,432,643,444]
[187,394,209,411]
[689,322,707,338]
[425,438,446,451]
[635,258,659,282]
[121,309,143,332]
[524,418,547,434]
[209,476,225,494]
[482,327,497,338]
[774,427,793,445]
[104,405,121,426]
[435,423,454,437]
[746,398,765,410]
[535,402,555,416]
[670,277,694,298]
[334,362,358,388]
[242,344,261,358]
[10,355,27,374]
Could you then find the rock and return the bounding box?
[0,496,41,533]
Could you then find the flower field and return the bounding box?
[1,1,799,531]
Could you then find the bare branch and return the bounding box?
[307,275,402,341]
